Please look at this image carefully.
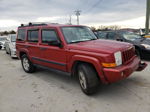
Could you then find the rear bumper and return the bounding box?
[103,57,147,83]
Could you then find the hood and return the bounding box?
[68,39,132,54]
[131,38,150,45]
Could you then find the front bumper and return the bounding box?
[103,57,147,83]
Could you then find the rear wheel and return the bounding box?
[78,63,99,95]
[21,54,36,73]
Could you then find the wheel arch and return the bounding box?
[69,55,108,84]
[19,50,29,59]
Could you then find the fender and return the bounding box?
[18,48,30,60]
[68,55,108,84]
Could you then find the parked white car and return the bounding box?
[0,36,7,49]
[5,34,17,58]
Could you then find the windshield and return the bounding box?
[61,26,97,43]
[0,37,7,41]
[122,32,141,41]
[11,35,16,42]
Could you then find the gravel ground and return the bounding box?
[0,50,150,112]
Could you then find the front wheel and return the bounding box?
[78,63,100,95]
[135,49,141,59]
[21,54,36,73]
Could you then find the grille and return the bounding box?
[122,47,135,64]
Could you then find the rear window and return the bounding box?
[11,35,16,42]
[18,29,26,41]
[28,30,39,42]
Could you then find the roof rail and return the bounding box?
[19,22,59,27]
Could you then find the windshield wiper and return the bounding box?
[69,38,97,44]
[69,40,85,44]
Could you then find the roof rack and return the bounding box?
[19,22,59,27]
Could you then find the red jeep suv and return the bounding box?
[16,23,147,95]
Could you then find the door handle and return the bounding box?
[40,47,47,50]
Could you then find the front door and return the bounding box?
[37,28,67,72]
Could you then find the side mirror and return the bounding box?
[48,40,63,48]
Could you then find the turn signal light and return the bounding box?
[102,63,116,68]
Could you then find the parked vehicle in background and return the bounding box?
[0,42,2,49]
[0,36,7,49]
[144,34,150,38]
[16,23,147,95]
[97,31,150,60]
[5,34,17,58]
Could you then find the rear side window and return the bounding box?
[42,29,59,43]
[28,30,39,42]
[18,29,26,41]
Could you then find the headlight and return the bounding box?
[141,44,150,50]
[102,51,122,68]
[114,51,122,66]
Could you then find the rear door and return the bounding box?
[26,29,41,64]
[37,28,67,71]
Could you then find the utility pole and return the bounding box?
[69,15,72,25]
[145,0,150,34]
[75,10,81,25]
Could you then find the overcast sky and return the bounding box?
[0,0,147,31]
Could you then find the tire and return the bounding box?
[5,48,9,54]
[21,54,36,73]
[9,50,14,59]
[135,49,141,59]
[78,63,99,95]
[6,50,9,54]
[9,49,11,55]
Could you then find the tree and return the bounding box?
[90,26,96,32]
[97,25,121,31]
[9,30,16,34]
[3,31,9,35]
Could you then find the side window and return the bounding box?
[97,32,107,39]
[42,29,59,43]
[18,29,26,41]
[28,30,39,42]
[107,32,115,40]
